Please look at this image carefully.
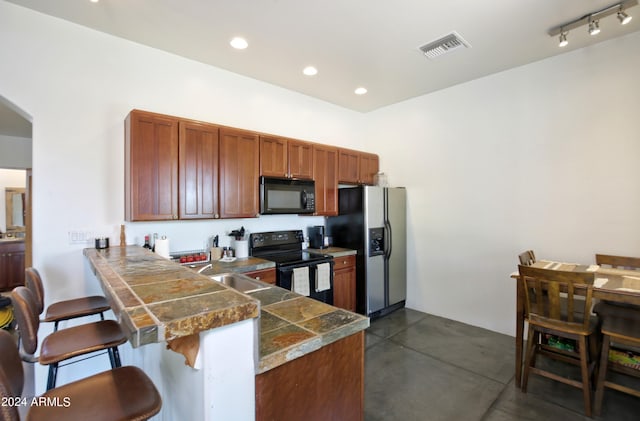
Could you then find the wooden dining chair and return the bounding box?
[0,329,162,421]
[518,250,537,266]
[518,265,598,417]
[595,254,640,271]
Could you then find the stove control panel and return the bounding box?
[250,230,304,249]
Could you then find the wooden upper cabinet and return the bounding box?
[338,148,361,184]
[260,136,288,178]
[219,128,260,218]
[359,152,379,185]
[125,110,179,221]
[288,139,313,180]
[338,148,379,185]
[179,121,220,219]
[313,144,338,216]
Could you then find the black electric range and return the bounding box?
[249,230,334,304]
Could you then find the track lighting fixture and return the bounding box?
[618,9,632,24]
[558,32,569,47]
[548,0,637,47]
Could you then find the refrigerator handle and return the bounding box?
[384,220,392,259]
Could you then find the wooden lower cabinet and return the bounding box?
[333,255,356,312]
[255,331,364,421]
[243,268,276,285]
[0,241,25,292]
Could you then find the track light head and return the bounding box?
[618,10,632,24]
[589,19,601,35]
[558,32,568,47]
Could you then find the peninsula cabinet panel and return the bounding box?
[219,128,260,218]
[312,144,338,216]
[179,121,220,219]
[125,110,179,221]
[256,332,364,421]
[260,136,288,178]
[0,241,25,292]
[288,139,313,180]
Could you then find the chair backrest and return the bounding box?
[518,265,594,330]
[24,267,45,315]
[10,287,40,356]
[518,250,537,266]
[595,254,640,271]
[0,330,24,421]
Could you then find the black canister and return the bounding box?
[95,237,109,249]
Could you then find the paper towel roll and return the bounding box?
[154,237,171,259]
[234,240,248,258]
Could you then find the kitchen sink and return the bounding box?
[210,273,271,293]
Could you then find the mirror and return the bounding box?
[5,187,25,232]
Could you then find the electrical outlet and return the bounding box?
[68,231,93,245]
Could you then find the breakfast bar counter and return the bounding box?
[84,245,369,420]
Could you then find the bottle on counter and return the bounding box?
[143,235,152,250]
[151,233,158,252]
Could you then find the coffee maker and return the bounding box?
[307,225,326,249]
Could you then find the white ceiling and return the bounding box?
[4,0,640,112]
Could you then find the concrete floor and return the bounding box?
[364,308,640,420]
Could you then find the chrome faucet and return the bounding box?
[197,263,212,274]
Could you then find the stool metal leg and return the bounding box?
[47,363,58,391]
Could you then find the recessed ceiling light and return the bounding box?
[230,37,248,50]
[90,0,99,3]
[354,87,368,95]
[303,66,318,76]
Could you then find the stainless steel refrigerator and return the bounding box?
[327,186,406,318]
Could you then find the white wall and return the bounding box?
[0,2,362,391]
[0,135,31,169]
[365,31,640,335]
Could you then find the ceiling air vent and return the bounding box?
[419,31,470,59]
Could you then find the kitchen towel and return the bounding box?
[154,237,171,259]
[316,262,331,292]
[292,266,310,296]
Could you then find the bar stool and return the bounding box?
[11,286,127,390]
[25,267,110,331]
[0,329,162,421]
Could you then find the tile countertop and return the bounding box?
[84,246,369,374]
[307,246,357,258]
[84,246,263,347]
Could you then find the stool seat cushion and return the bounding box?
[43,295,110,323]
[25,366,162,421]
[39,320,126,365]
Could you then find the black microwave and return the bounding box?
[260,177,315,214]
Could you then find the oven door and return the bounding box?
[277,260,334,305]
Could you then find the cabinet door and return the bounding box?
[179,121,220,219]
[219,128,260,218]
[359,153,379,185]
[260,136,288,178]
[338,148,360,184]
[125,110,179,221]
[288,139,313,179]
[243,268,276,285]
[0,242,25,292]
[312,145,338,216]
[333,255,356,311]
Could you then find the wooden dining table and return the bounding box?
[512,260,640,388]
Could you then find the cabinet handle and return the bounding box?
[255,277,261,281]
[214,214,220,219]
[173,214,178,220]
[343,260,347,264]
